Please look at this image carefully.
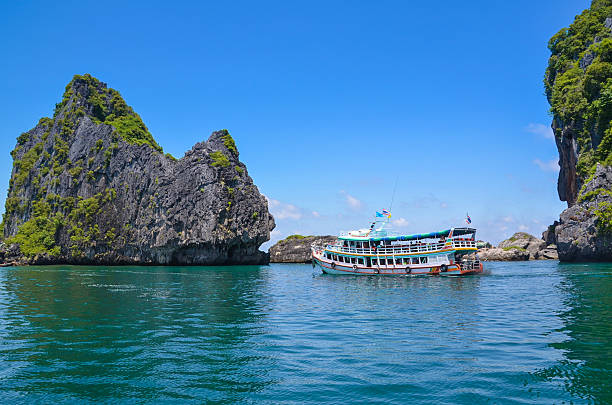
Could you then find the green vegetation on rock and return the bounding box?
[13,142,43,187]
[5,201,62,257]
[594,200,612,233]
[502,246,527,252]
[221,130,237,155]
[578,186,612,201]
[546,0,612,182]
[278,235,312,242]
[210,151,230,167]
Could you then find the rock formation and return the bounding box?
[0,74,275,265]
[475,247,530,261]
[554,164,612,261]
[269,235,337,263]
[477,232,558,261]
[545,1,612,261]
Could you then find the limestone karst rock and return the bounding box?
[545,1,612,260]
[0,74,275,265]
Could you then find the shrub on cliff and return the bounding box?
[546,0,612,184]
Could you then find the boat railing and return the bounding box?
[322,239,476,256]
[325,242,447,255]
[451,240,477,249]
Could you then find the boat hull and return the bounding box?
[313,257,482,276]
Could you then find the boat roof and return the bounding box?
[339,227,477,242]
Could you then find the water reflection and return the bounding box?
[0,265,275,403]
[533,263,612,403]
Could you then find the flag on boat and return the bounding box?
[375,210,391,218]
[465,213,472,224]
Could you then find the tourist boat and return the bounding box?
[311,218,483,276]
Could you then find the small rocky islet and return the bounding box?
[0,74,274,266]
[269,235,337,263]
[476,232,558,261]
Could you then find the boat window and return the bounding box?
[420,257,427,264]
[396,258,402,265]
[380,258,387,265]
[372,259,377,265]
[411,258,419,264]
[351,257,356,264]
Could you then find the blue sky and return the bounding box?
[0,0,590,247]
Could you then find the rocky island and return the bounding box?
[546,1,612,261]
[269,235,336,263]
[0,74,275,266]
[476,232,558,261]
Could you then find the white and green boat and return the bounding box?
[311,217,483,276]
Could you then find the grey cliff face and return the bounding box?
[269,235,337,263]
[555,164,612,261]
[1,74,275,265]
[553,118,581,206]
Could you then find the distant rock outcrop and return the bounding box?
[0,74,275,265]
[475,247,530,261]
[269,235,336,263]
[477,232,558,261]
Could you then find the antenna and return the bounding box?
[389,175,399,212]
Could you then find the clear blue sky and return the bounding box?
[0,0,590,247]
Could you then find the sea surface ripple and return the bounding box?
[0,261,611,404]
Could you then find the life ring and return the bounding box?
[441,264,448,272]
[353,264,357,270]
[374,268,380,274]
[331,262,336,269]
[405,266,411,274]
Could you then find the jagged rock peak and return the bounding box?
[53,73,163,153]
[1,74,275,265]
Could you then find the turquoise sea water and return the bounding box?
[0,261,611,404]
